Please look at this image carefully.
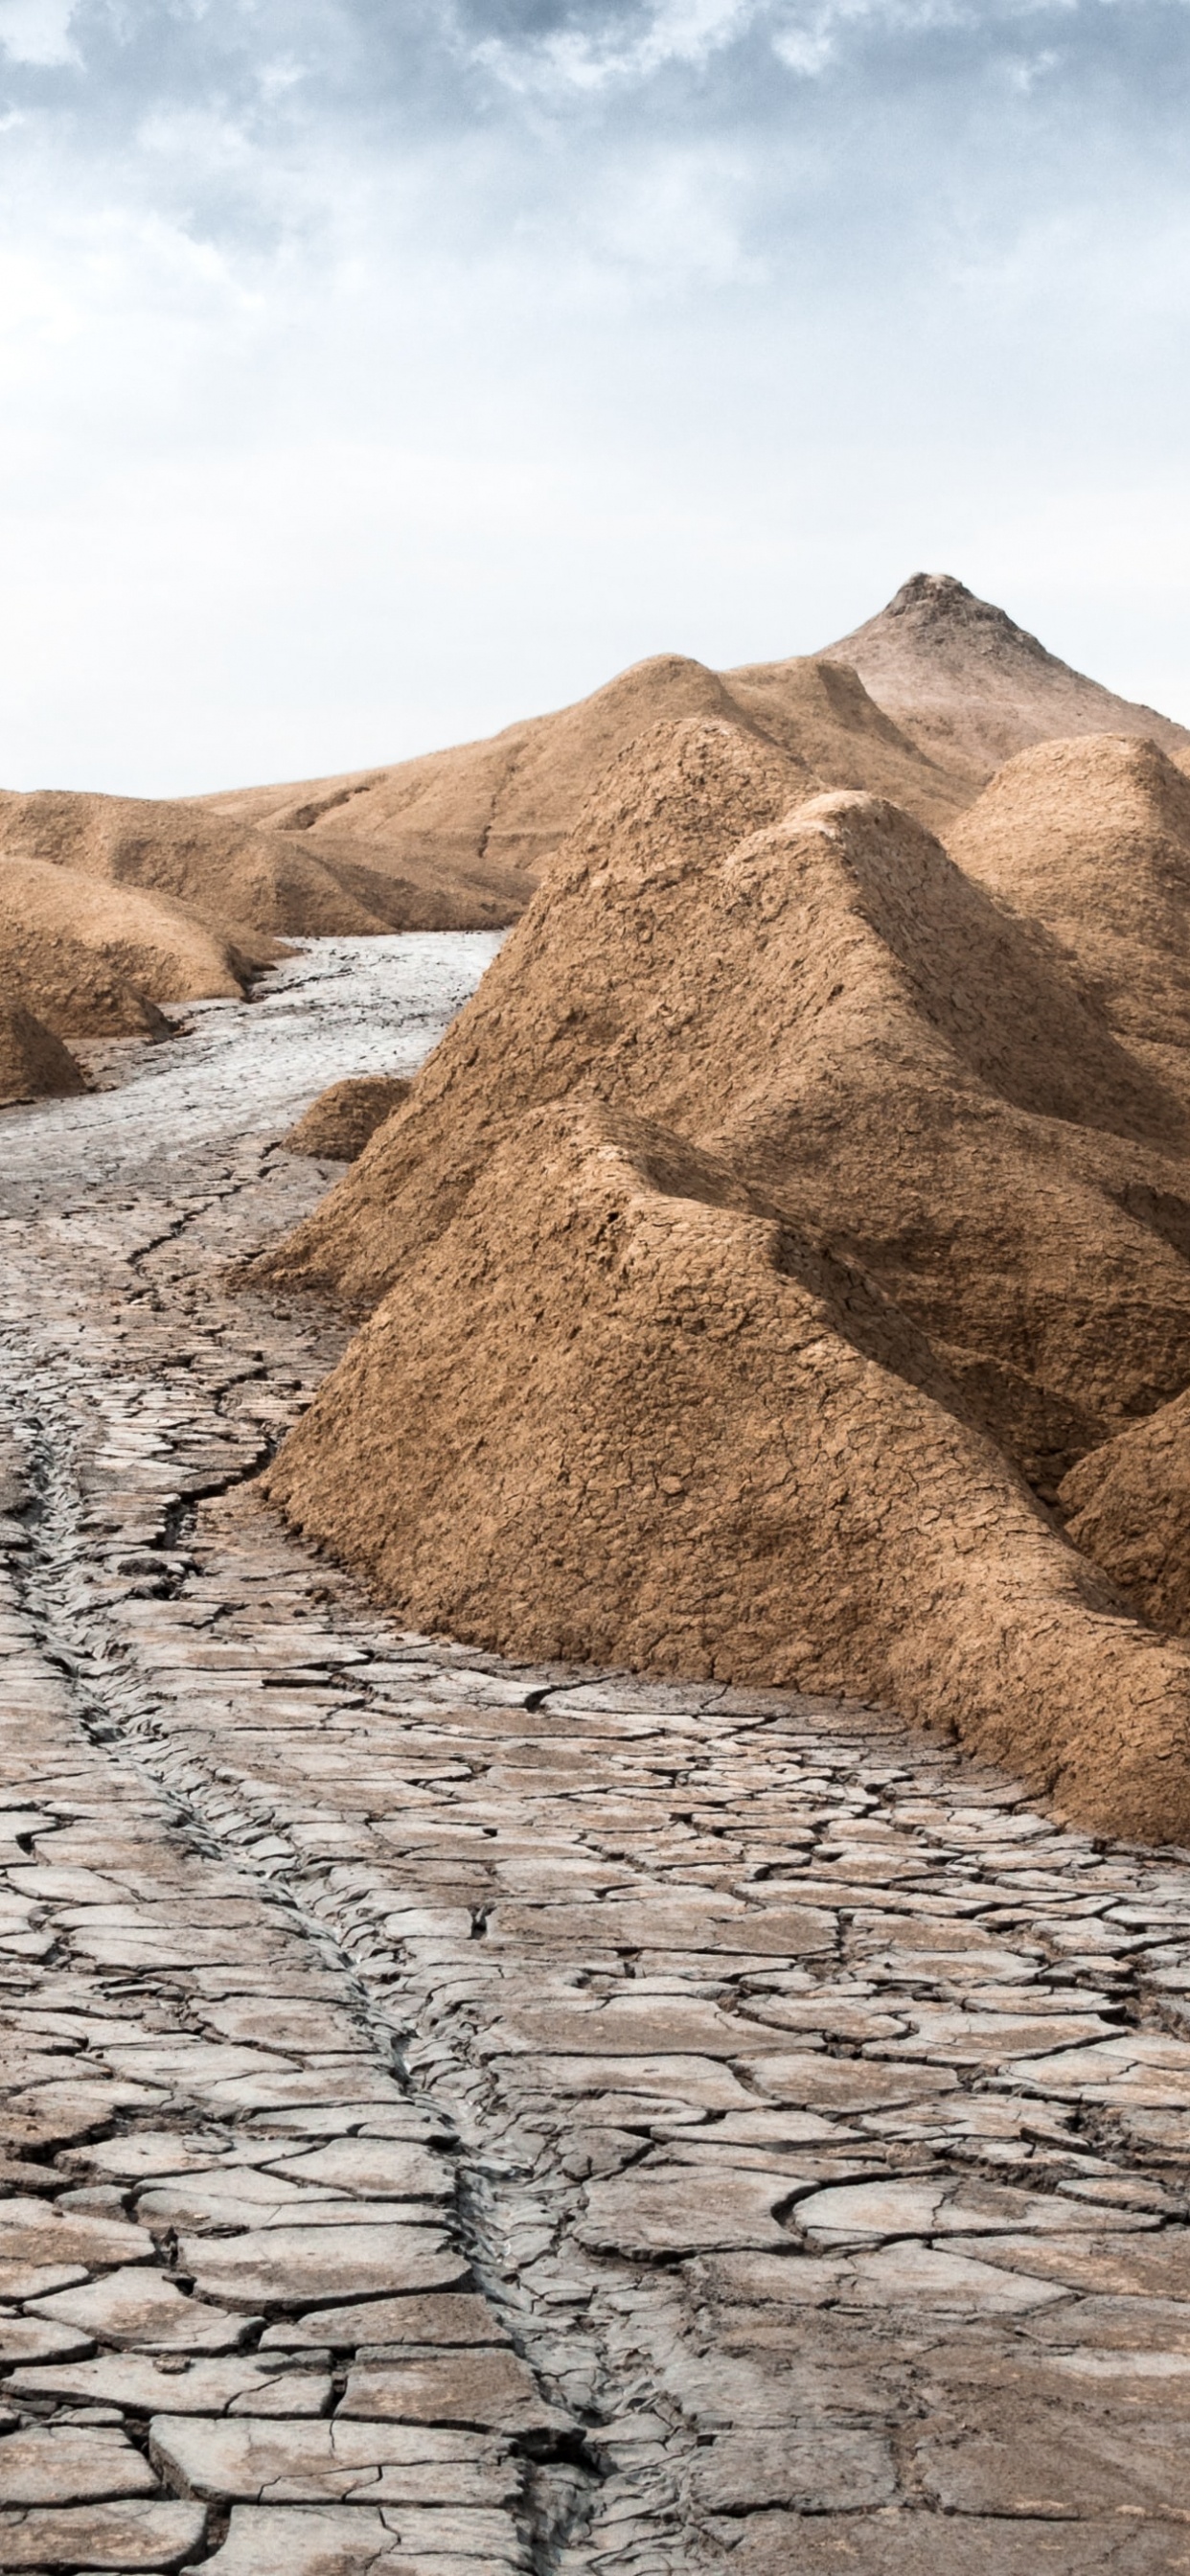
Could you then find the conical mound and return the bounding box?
[947,733,1190,1068]
[0,997,85,1105]
[257,717,1190,1838]
[263,1097,1190,1844]
[825,574,1190,786]
[284,1077,413,1163]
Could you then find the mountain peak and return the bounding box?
[822,574,1188,780]
[852,573,1057,670]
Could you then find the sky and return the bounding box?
[1,0,1188,794]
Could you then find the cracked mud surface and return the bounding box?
[2,937,1190,2573]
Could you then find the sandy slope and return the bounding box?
[828,573,1190,786]
[0,857,261,1037]
[285,1075,412,1162]
[0,998,85,1105]
[257,718,1190,1840]
[8,575,1186,951]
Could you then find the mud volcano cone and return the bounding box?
[253,716,1190,1841]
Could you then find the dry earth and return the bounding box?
[254,718,1190,1842]
[286,1080,414,1164]
[827,574,1190,787]
[8,573,1173,1000]
[3,941,1190,2572]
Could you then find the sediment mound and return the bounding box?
[11,576,1185,941]
[0,997,85,1105]
[199,639,965,911]
[948,733,1190,1070]
[0,857,260,1036]
[1059,1395,1190,1640]
[826,573,1190,788]
[0,791,480,942]
[285,1076,412,1162]
[256,717,1190,1839]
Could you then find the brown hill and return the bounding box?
[285,1076,413,1163]
[0,857,263,1037]
[0,997,85,1105]
[11,578,1183,944]
[197,645,964,918]
[1059,1393,1190,1639]
[947,734,1190,1072]
[254,717,1190,1842]
[825,573,1190,788]
[0,791,503,942]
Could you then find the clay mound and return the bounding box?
[0,790,461,942]
[948,734,1190,1070]
[1059,1395,1190,1639]
[285,1077,412,1162]
[199,642,965,905]
[254,718,1190,1836]
[721,653,964,829]
[263,1095,1190,1846]
[0,996,85,1106]
[825,573,1190,788]
[247,718,806,1310]
[0,857,260,1037]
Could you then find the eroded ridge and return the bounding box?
[1,950,1190,2571]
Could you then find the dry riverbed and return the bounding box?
[0,937,1189,2573]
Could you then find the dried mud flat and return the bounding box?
[2,941,1190,2573]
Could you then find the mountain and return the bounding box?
[253,715,1190,1843]
[825,572,1190,787]
[195,646,962,925]
[6,576,1186,950]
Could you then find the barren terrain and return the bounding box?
[255,715,1190,1842]
[3,943,1190,2574]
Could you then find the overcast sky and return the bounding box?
[1,0,1188,793]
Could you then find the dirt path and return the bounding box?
[1,938,1190,2574]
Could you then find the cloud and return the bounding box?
[0,0,1189,791]
[0,0,78,67]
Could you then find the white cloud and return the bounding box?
[0,0,77,64]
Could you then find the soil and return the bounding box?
[0,998,85,1105]
[827,572,1190,786]
[0,854,265,1037]
[255,716,1190,1843]
[285,1074,413,1162]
